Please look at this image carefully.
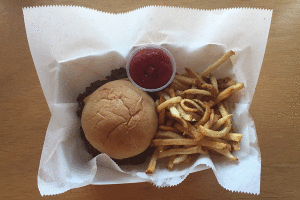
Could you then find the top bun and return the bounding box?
[81,80,158,159]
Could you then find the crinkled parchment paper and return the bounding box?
[23,5,272,196]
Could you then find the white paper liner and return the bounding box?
[23,5,272,196]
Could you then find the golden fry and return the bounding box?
[222,133,243,142]
[152,138,200,146]
[182,89,212,96]
[210,83,244,107]
[192,99,206,109]
[217,102,229,117]
[228,141,241,151]
[184,67,206,84]
[180,99,204,114]
[155,99,160,108]
[158,95,166,125]
[158,146,207,158]
[209,73,219,94]
[145,148,160,174]
[157,96,182,113]
[211,114,233,130]
[217,77,232,84]
[167,155,176,170]
[201,50,235,77]
[186,120,204,140]
[168,87,176,98]
[218,79,237,89]
[175,90,184,96]
[174,75,201,86]
[173,154,188,165]
[197,121,231,138]
[176,104,201,122]
[173,122,185,132]
[194,102,211,126]
[155,131,185,139]
[198,138,227,150]
[212,138,231,151]
[210,147,238,161]
[172,79,190,90]
[200,84,219,97]
[223,100,230,113]
[170,82,185,91]
[209,109,215,127]
[159,125,182,134]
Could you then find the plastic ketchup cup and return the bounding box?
[126,44,176,92]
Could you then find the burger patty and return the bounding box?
[76,67,156,165]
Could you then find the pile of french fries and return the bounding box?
[146,50,244,174]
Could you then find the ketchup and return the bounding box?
[128,48,174,90]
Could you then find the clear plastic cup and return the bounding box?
[126,44,176,92]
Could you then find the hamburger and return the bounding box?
[77,68,158,164]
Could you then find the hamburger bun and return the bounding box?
[81,80,158,159]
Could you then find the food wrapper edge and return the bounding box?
[22,5,272,196]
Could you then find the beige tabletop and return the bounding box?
[1,0,299,199]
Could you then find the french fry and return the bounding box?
[197,120,231,138]
[211,138,231,151]
[174,75,201,86]
[173,122,185,132]
[223,100,230,113]
[175,90,184,96]
[218,102,229,117]
[172,79,190,90]
[198,138,227,149]
[158,95,166,125]
[228,141,241,151]
[173,154,188,164]
[158,146,207,158]
[209,109,215,127]
[201,50,235,77]
[152,138,200,146]
[176,104,201,122]
[184,67,206,84]
[170,82,185,91]
[200,84,219,97]
[180,99,204,114]
[210,147,238,161]
[145,148,160,174]
[221,133,243,142]
[209,83,244,107]
[159,125,182,134]
[218,79,237,89]
[192,99,206,109]
[194,102,211,126]
[155,131,185,139]
[204,121,210,129]
[182,89,212,96]
[211,114,233,130]
[157,96,182,113]
[217,77,232,84]
[155,99,160,108]
[187,122,204,141]
[167,155,177,170]
[209,73,219,94]
[169,87,176,98]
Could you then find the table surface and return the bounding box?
[1,0,299,199]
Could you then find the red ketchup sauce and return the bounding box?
[128,48,174,90]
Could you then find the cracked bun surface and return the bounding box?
[81,80,158,159]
